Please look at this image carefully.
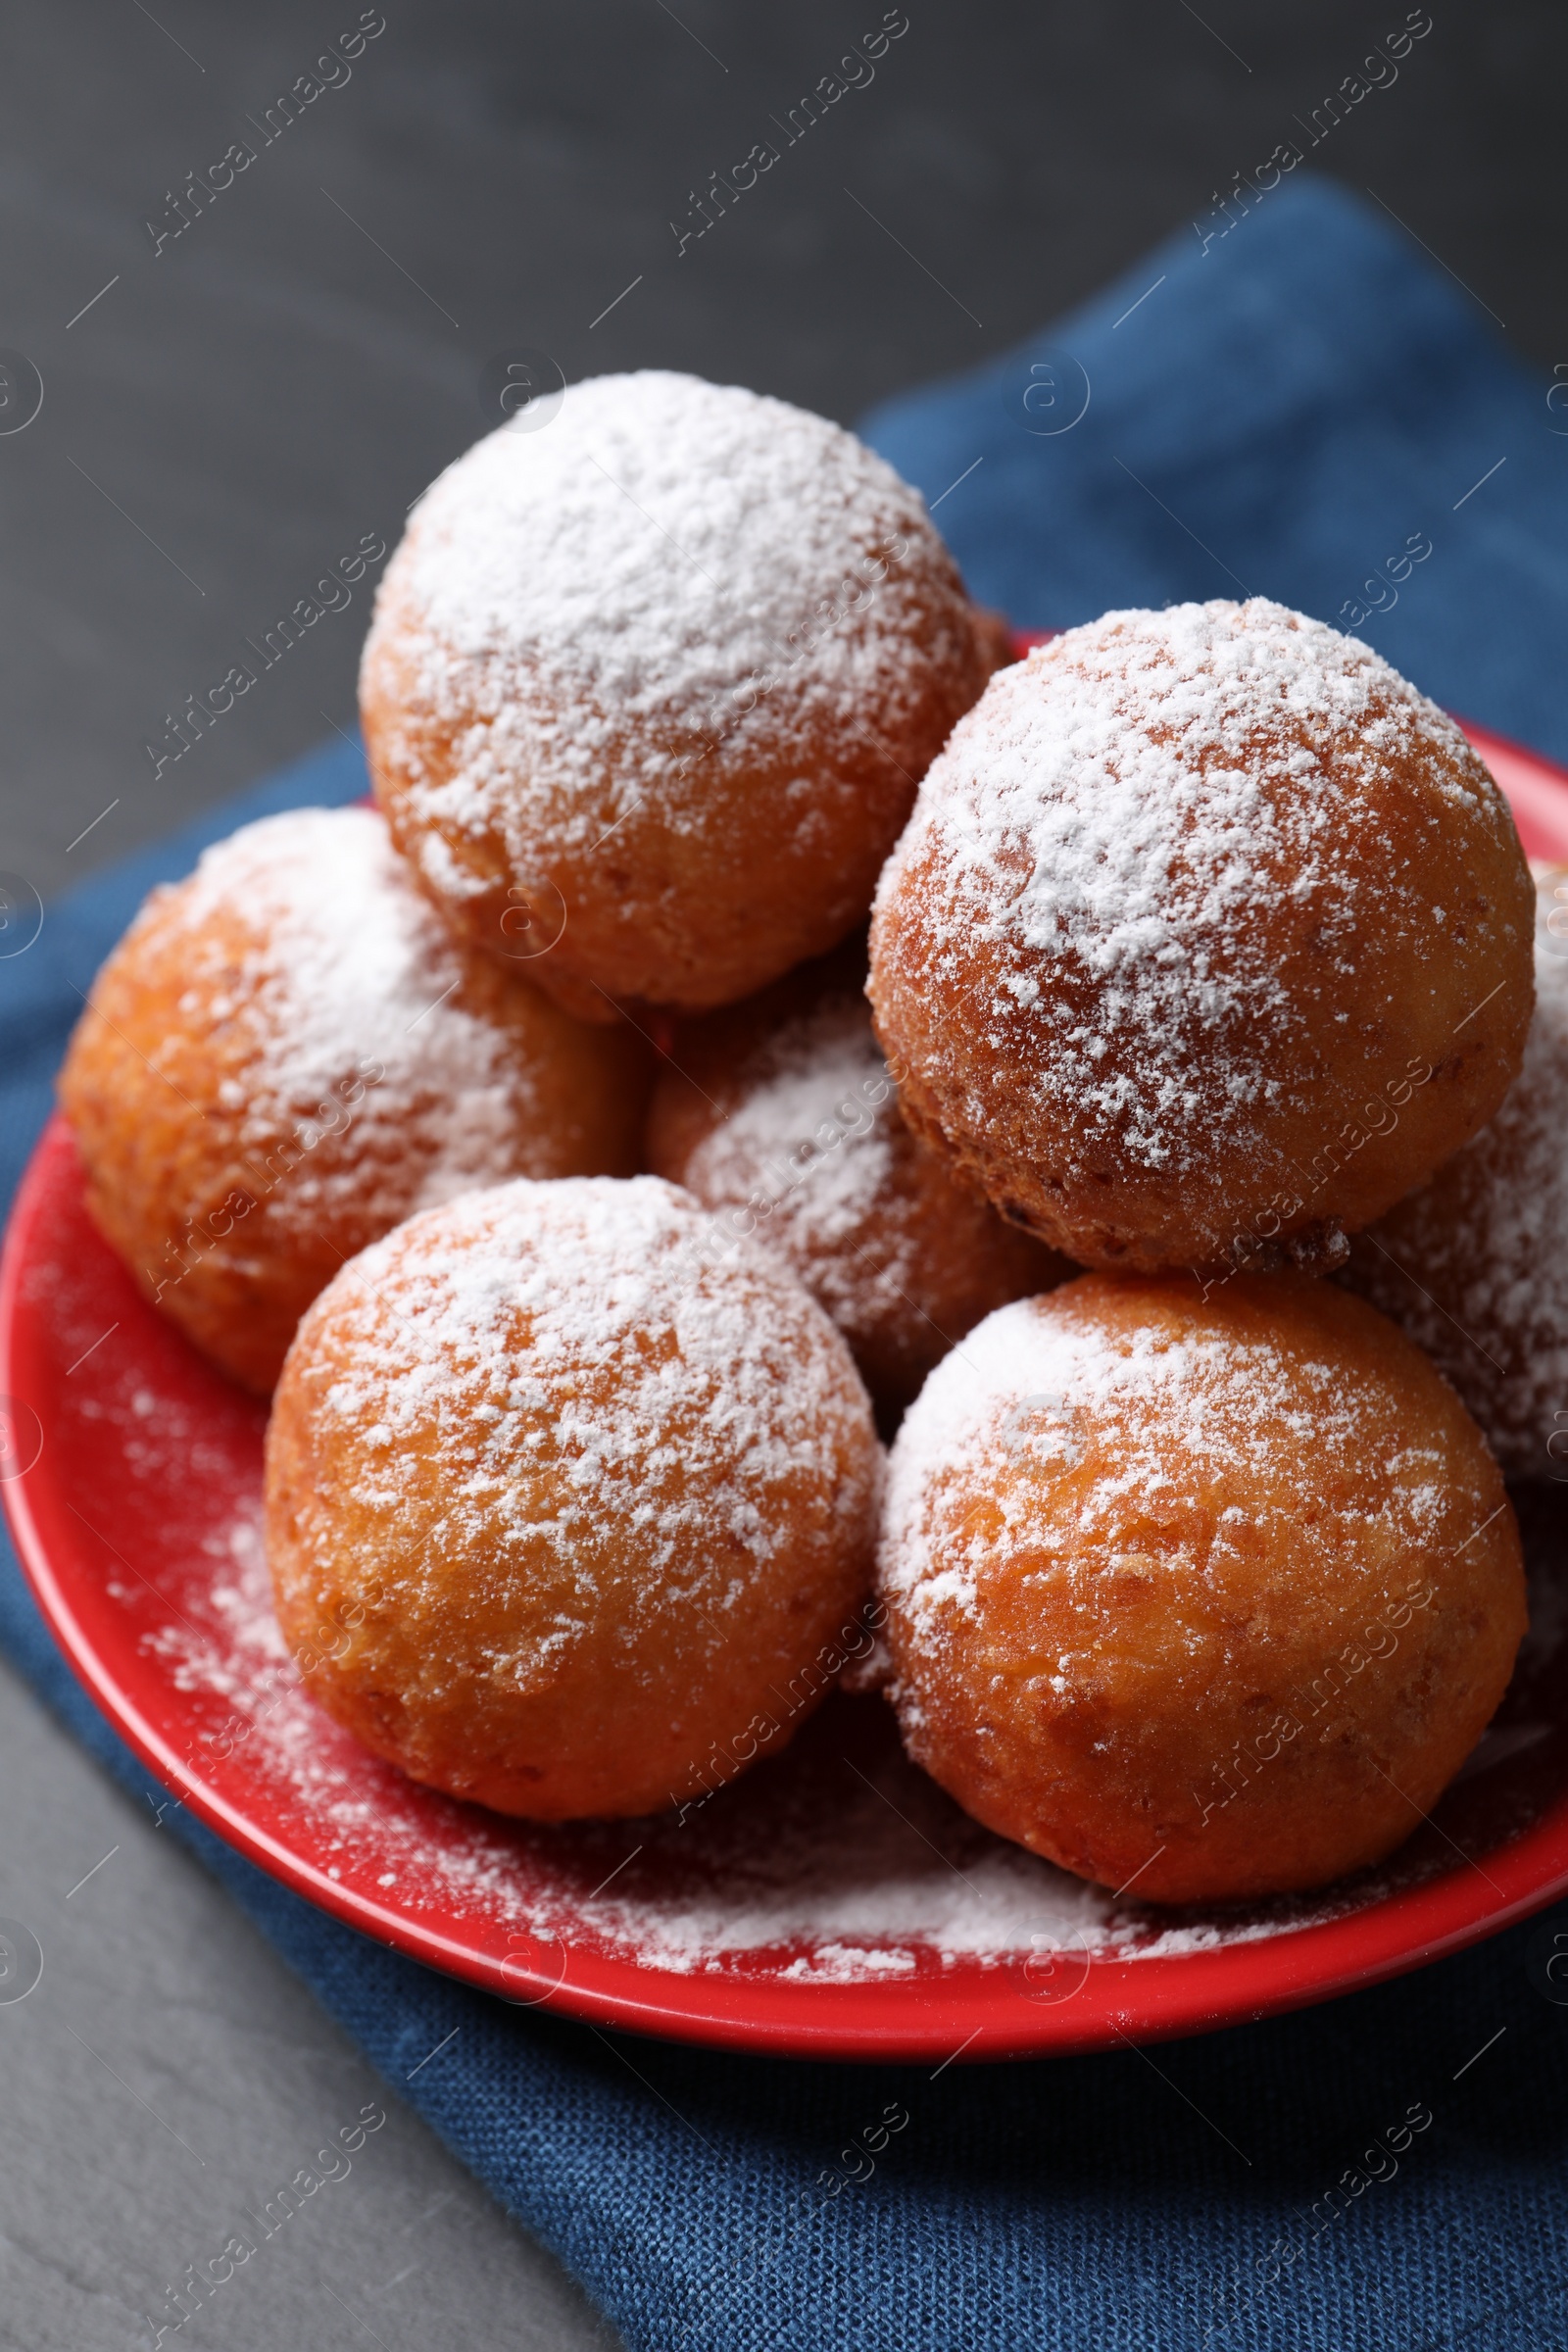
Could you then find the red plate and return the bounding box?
[4,716,1568,2064]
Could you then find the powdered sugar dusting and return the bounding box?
[283,1175,876,1608]
[874,597,1501,1179]
[365,370,976,868]
[37,1090,1563,1993]
[1347,864,1568,1472]
[881,1285,1453,1638]
[146,806,551,1224]
[146,1496,1386,1972]
[684,998,915,1329]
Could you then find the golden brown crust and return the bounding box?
[363,602,976,1024]
[58,809,651,1393]
[359,373,989,1019]
[869,601,1536,1275]
[879,1271,1526,1904]
[265,1177,881,1819]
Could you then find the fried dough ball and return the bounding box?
[646,939,1070,1414]
[1343,864,1568,1476]
[879,1271,1525,1903]
[59,808,649,1393]
[869,599,1535,1276]
[361,370,989,1021]
[971,606,1021,677]
[266,1176,881,1820]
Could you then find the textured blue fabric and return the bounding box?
[4,176,1568,2349]
[860,174,1568,767]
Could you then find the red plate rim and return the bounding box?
[4,712,1568,2064]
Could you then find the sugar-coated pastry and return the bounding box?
[869,599,1535,1276]
[970,605,1021,677]
[1343,863,1568,1476]
[266,1176,882,1820]
[878,1271,1525,1903]
[361,370,989,1020]
[59,807,648,1393]
[646,940,1069,1413]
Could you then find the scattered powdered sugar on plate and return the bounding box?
[31,1027,1568,1994]
[135,1466,1487,1983]
[135,1505,1296,1971]
[55,1124,1553,1985]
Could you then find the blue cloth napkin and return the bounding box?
[861,175,1568,767]
[5,175,1568,2351]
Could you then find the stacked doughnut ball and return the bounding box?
[62,372,1544,1906]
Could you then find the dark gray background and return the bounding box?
[0,4,1561,2345]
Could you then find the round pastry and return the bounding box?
[360,369,989,1021]
[646,940,1070,1413]
[879,1270,1525,1903]
[1342,863,1568,1476]
[265,1176,882,1820]
[971,606,1021,677]
[868,599,1536,1276]
[59,807,648,1393]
